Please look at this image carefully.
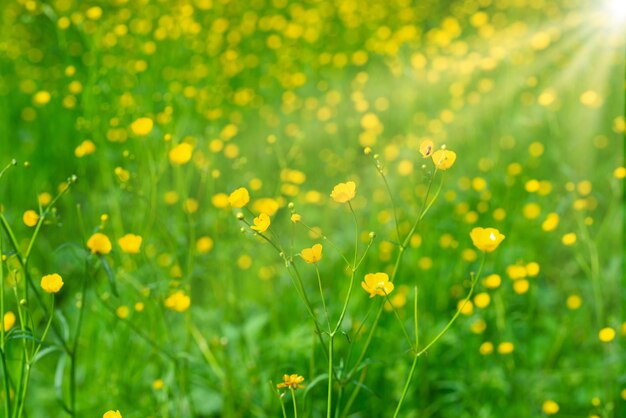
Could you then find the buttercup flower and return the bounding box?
[470,227,505,252]
[103,411,122,418]
[3,311,16,332]
[228,187,250,208]
[431,149,457,170]
[419,140,434,158]
[290,213,301,223]
[361,272,394,298]
[41,273,64,293]
[74,140,96,157]
[169,143,193,165]
[250,212,271,233]
[276,374,305,390]
[300,244,322,263]
[164,290,191,312]
[118,234,142,254]
[131,117,153,136]
[330,181,356,203]
[23,210,39,227]
[87,233,112,255]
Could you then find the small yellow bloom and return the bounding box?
[542,400,559,415]
[276,374,305,390]
[131,117,153,136]
[228,187,250,208]
[118,234,142,254]
[498,341,514,354]
[41,273,64,293]
[23,210,39,227]
[361,272,394,298]
[566,294,582,310]
[483,274,502,289]
[103,411,122,418]
[196,236,214,253]
[290,213,301,223]
[153,379,164,390]
[474,292,491,308]
[74,140,96,158]
[561,233,576,246]
[300,244,322,264]
[330,181,356,203]
[3,311,16,332]
[419,140,434,158]
[116,306,130,319]
[164,290,191,312]
[431,149,457,170]
[87,233,112,255]
[598,327,615,342]
[479,341,494,355]
[169,143,193,165]
[250,212,271,233]
[470,227,505,252]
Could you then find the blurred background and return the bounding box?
[0,0,624,417]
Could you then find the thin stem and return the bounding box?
[326,335,334,418]
[385,294,414,352]
[392,254,485,418]
[290,388,298,418]
[315,265,331,331]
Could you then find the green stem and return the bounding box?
[315,265,331,331]
[392,254,485,418]
[326,335,334,418]
[291,388,298,418]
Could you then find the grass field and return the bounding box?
[0,0,624,417]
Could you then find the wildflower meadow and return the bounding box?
[0,0,624,417]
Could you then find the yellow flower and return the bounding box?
[103,411,122,418]
[300,244,322,263]
[74,140,96,158]
[542,400,559,415]
[361,272,394,298]
[164,290,191,312]
[131,117,153,136]
[419,139,434,158]
[87,233,112,255]
[169,143,193,165]
[41,273,64,293]
[276,374,305,390]
[470,227,505,252]
[330,181,356,203]
[290,213,301,223]
[598,327,615,342]
[196,236,214,253]
[250,212,271,233]
[118,234,142,254]
[228,187,250,208]
[431,149,457,170]
[3,311,16,332]
[23,210,39,227]
[561,233,576,246]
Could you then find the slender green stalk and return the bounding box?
[315,265,331,331]
[326,335,334,418]
[392,254,485,418]
[290,388,298,418]
[0,232,12,418]
[384,294,414,351]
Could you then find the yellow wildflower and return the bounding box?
[131,117,153,136]
[598,327,615,342]
[470,227,505,252]
[300,244,322,263]
[118,234,142,254]
[164,290,191,312]
[40,273,64,293]
[361,272,394,298]
[431,149,457,170]
[3,312,16,332]
[276,374,305,390]
[330,181,356,203]
[169,143,193,165]
[23,210,39,227]
[250,212,271,233]
[290,213,301,223]
[87,233,112,255]
[103,411,122,418]
[74,140,96,157]
[228,187,250,208]
[542,400,559,415]
[419,140,434,158]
